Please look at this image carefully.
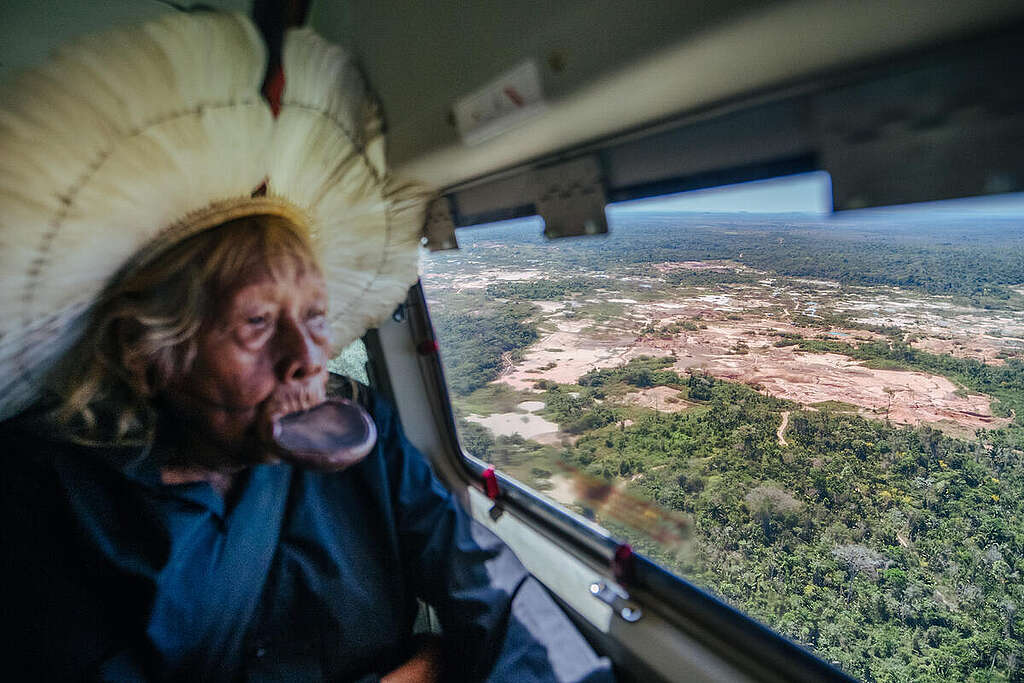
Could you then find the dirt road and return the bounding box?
[777,411,790,446]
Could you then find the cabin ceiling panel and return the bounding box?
[309,0,1024,191]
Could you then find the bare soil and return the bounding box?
[911,336,1012,365]
[453,260,1024,435]
[613,386,692,413]
[496,304,1011,432]
[465,411,560,439]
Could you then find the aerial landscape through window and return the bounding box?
[421,174,1023,681]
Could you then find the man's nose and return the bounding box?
[275,317,324,382]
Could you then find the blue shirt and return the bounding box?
[1,389,613,682]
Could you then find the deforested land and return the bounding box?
[423,210,1024,682]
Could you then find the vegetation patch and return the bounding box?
[432,301,539,395]
[565,375,1023,681]
[453,384,537,417]
[486,279,591,300]
[577,356,682,391]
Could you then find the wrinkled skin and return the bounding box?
[161,268,331,473]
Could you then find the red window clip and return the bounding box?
[482,465,500,500]
[417,339,440,356]
[612,543,634,584]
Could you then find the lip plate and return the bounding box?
[273,398,378,471]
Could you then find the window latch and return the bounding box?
[589,580,642,623]
[531,155,609,239]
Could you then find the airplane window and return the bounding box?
[329,338,371,386]
[422,172,1024,681]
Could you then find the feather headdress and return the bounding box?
[0,12,426,421]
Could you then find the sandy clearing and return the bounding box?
[497,306,1009,431]
[432,269,549,291]
[495,322,644,389]
[793,278,841,288]
[458,267,1023,435]
[911,335,1017,365]
[695,295,741,310]
[819,328,887,342]
[466,400,576,445]
[615,386,692,413]
[836,297,1024,341]
[482,269,544,282]
[531,431,580,447]
[554,319,595,333]
[532,301,564,313]
[466,412,560,439]
[546,474,577,506]
[652,260,744,273]
[575,316,1010,430]
[670,349,1007,430]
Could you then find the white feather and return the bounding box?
[0,12,271,420]
[273,27,426,352]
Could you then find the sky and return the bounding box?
[611,170,1024,217]
[611,171,833,214]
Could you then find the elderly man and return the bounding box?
[0,12,612,683]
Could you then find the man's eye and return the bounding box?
[247,314,270,326]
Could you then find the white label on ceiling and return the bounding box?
[453,60,547,146]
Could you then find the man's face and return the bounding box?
[163,267,331,466]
